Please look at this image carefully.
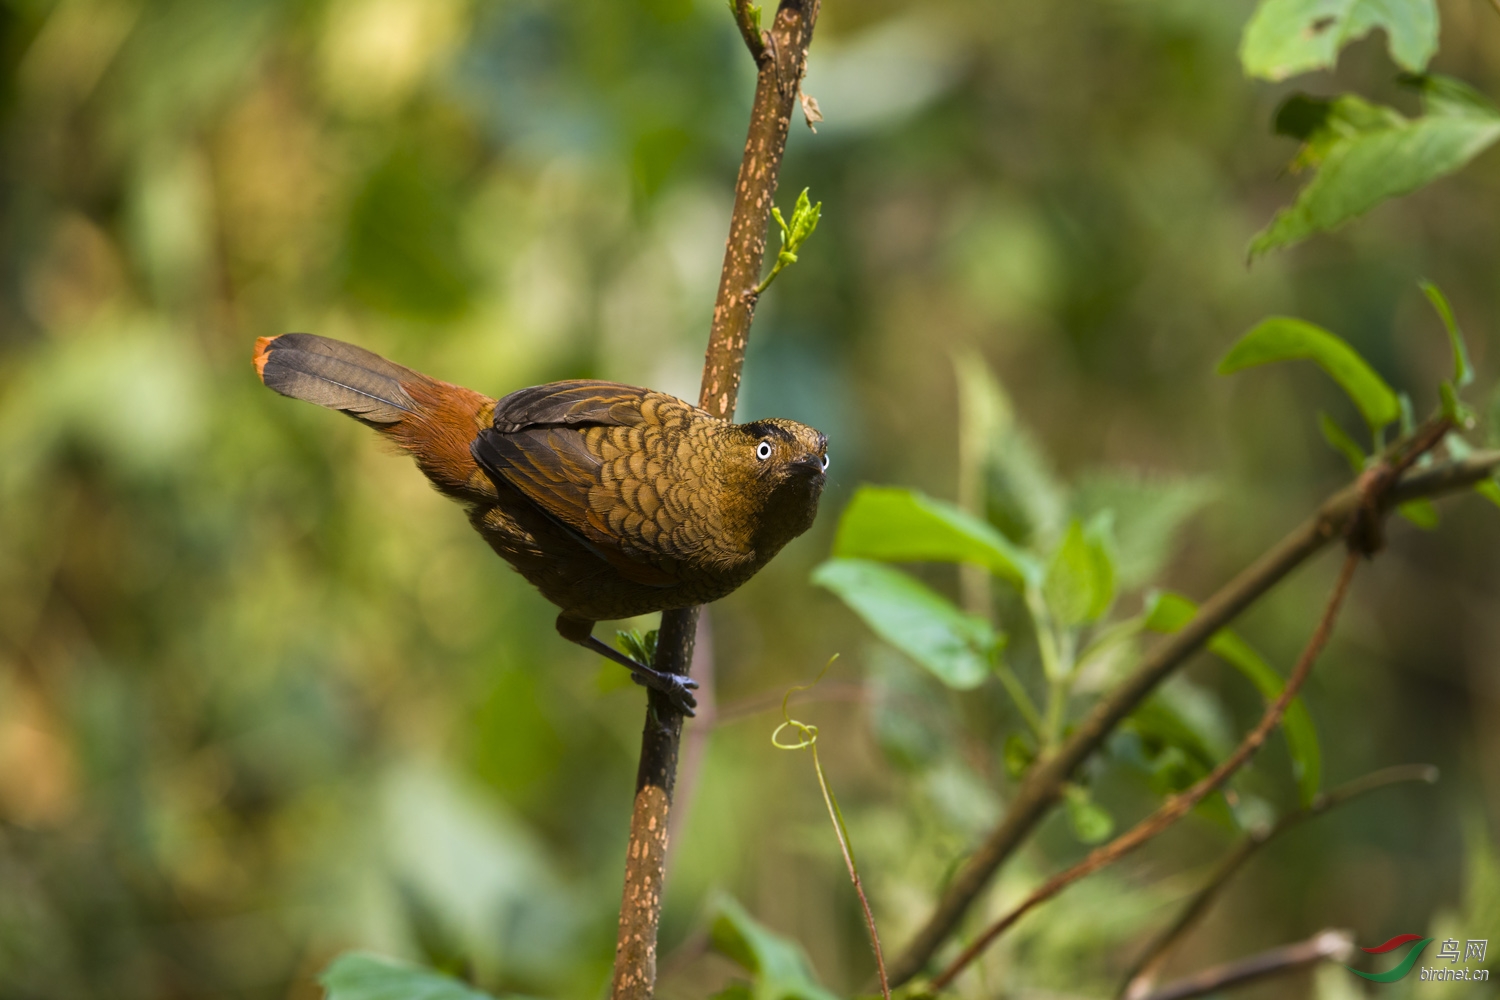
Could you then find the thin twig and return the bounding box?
[730,0,769,63]
[1132,929,1355,1000]
[1118,764,1438,998]
[1389,447,1500,503]
[884,442,1499,986]
[929,548,1363,989]
[610,3,820,997]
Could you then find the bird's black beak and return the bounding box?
[790,454,826,477]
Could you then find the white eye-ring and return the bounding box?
[756,440,773,461]
[821,453,830,471]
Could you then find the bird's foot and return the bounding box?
[578,632,698,716]
[627,665,699,717]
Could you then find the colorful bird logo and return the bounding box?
[1346,934,1433,983]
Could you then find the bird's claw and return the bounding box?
[630,668,698,716]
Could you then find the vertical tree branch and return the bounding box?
[610,3,820,997]
[701,0,820,421]
[612,611,698,998]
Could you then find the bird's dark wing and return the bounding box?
[490,380,658,431]
[473,381,692,588]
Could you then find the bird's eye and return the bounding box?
[755,440,773,461]
[821,453,830,471]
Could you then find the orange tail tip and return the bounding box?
[252,335,276,380]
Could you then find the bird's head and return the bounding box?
[720,417,829,553]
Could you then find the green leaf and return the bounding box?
[1205,631,1323,808]
[1119,686,1237,827]
[1421,280,1473,388]
[1004,732,1036,779]
[710,896,841,1000]
[1143,589,1197,632]
[1318,411,1367,473]
[758,188,823,292]
[1124,699,1220,777]
[1064,784,1115,844]
[784,189,822,248]
[1403,72,1500,119]
[1397,498,1440,529]
[615,628,658,665]
[867,647,947,771]
[953,355,1069,550]
[320,953,502,1000]
[1074,615,1146,683]
[985,426,1068,553]
[1250,88,1500,259]
[1396,397,1415,444]
[812,559,998,689]
[1477,479,1500,509]
[1043,519,1115,627]
[1146,591,1323,807]
[1072,471,1213,589]
[1219,317,1400,430]
[1241,0,1438,81]
[832,486,1038,586]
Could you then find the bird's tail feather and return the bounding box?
[254,332,418,425]
[254,333,497,501]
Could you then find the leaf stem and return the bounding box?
[1026,585,1070,750]
[994,658,1045,741]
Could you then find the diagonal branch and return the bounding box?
[885,442,1500,985]
[1131,929,1355,1000]
[923,420,1456,990]
[610,3,820,998]
[1119,764,1438,998]
[929,549,1363,989]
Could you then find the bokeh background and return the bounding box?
[1,0,1498,997]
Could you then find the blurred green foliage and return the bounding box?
[2,0,1499,998]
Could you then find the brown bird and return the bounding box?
[253,333,828,714]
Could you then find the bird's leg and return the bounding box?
[556,615,698,716]
[582,636,699,716]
